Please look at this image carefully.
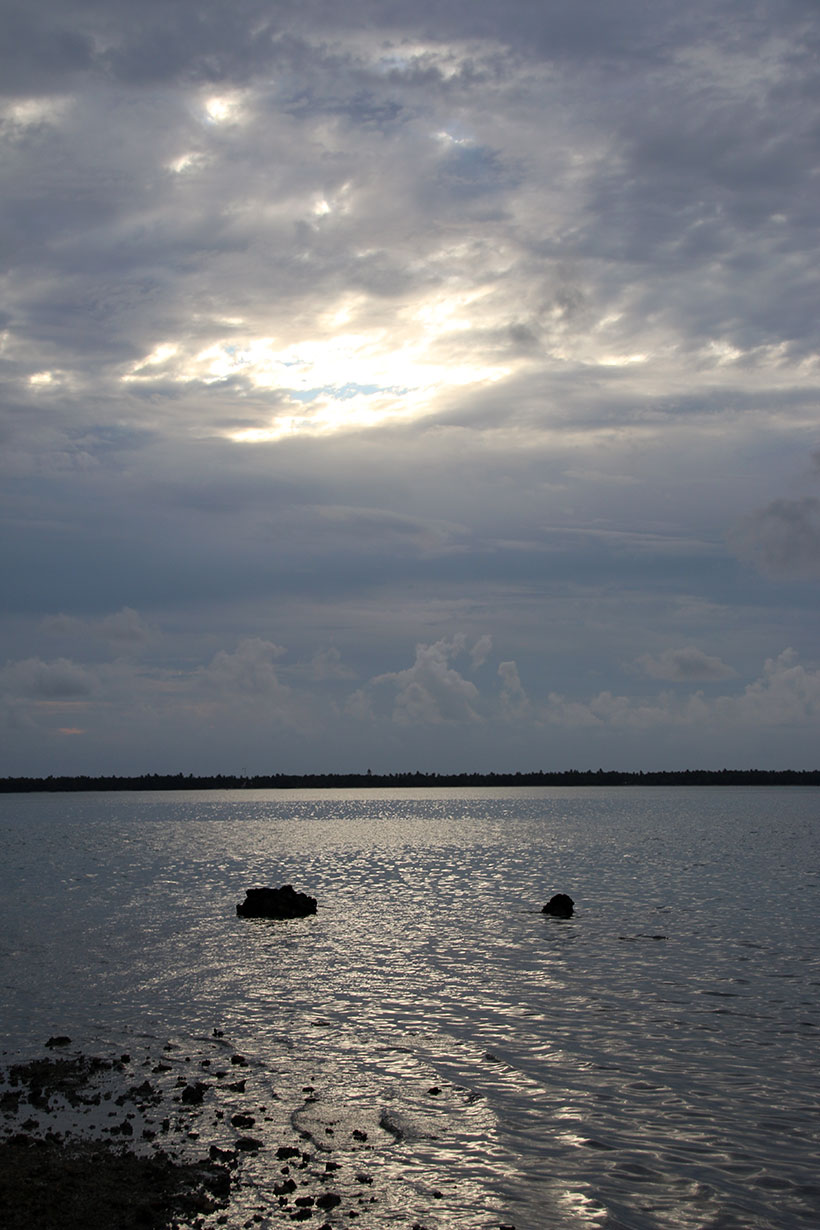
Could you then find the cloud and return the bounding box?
[715,648,820,727]
[635,646,737,682]
[308,646,356,681]
[470,634,493,669]
[196,637,288,700]
[3,2,820,774]
[543,649,820,733]
[729,497,820,579]
[498,660,531,721]
[0,656,96,700]
[366,635,482,725]
[42,607,152,648]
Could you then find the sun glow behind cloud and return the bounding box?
[122,287,513,440]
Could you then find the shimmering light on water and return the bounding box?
[1,787,818,1228]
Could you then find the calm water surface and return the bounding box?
[1,787,818,1228]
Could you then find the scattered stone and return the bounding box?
[181,1082,209,1105]
[316,1192,342,1210]
[234,1135,263,1152]
[277,1145,302,1159]
[45,1036,72,1049]
[0,1136,232,1230]
[236,885,317,920]
[542,893,575,918]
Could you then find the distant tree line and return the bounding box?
[1,768,820,792]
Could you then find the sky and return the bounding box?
[2,0,820,776]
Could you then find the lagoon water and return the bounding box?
[1,786,818,1228]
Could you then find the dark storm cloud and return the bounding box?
[730,498,820,580]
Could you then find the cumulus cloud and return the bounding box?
[196,638,288,700]
[470,634,493,669]
[367,636,482,725]
[309,646,356,681]
[715,648,820,727]
[0,656,96,700]
[635,646,737,682]
[498,660,531,721]
[543,650,820,732]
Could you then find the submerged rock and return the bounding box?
[236,884,317,920]
[542,893,575,918]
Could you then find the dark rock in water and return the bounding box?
[234,1135,263,1151]
[236,884,317,919]
[180,1081,209,1105]
[45,1036,71,1048]
[542,893,575,917]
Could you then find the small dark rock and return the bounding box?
[230,1113,255,1128]
[130,1080,157,1101]
[542,893,575,918]
[45,1036,71,1048]
[235,1136,263,1152]
[276,1146,302,1159]
[316,1192,342,1210]
[236,884,317,919]
[181,1082,209,1105]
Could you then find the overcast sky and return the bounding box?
[2,0,820,776]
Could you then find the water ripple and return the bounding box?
[1,786,819,1228]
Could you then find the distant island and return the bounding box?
[1,769,819,792]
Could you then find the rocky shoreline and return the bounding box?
[0,1034,386,1230]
